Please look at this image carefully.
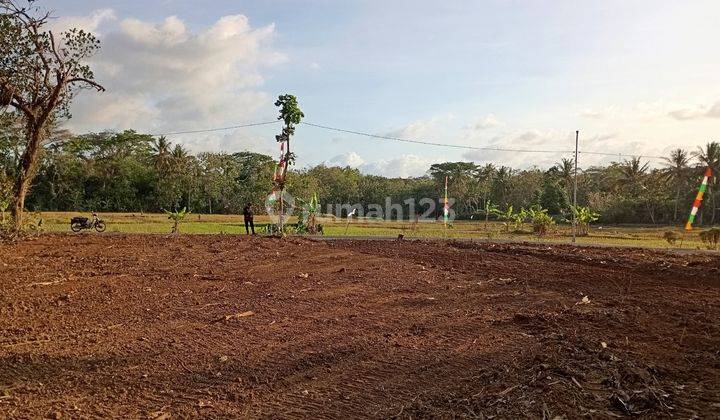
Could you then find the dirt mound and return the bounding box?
[1,234,718,418]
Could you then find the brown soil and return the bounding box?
[1,234,719,419]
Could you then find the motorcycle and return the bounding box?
[70,213,107,233]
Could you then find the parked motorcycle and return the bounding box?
[70,213,106,233]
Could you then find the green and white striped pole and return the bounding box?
[686,167,713,231]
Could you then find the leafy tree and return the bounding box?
[152,136,172,174]
[491,166,513,207]
[556,157,575,197]
[694,142,720,223]
[273,94,304,230]
[0,172,12,222]
[662,148,691,222]
[618,157,649,196]
[1,0,104,231]
[537,170,569,215]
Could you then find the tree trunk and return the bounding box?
[674,183,680,222]
[11,124,43,232]
[279,138,290,232]
[711,185,717,225]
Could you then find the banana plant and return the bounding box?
[165,207,189,234]
[510,208,528,232]
[527,205,555,236]
[497,205,515,232]
[296,193,322,234]
[567,205,600,236]
[483,200,500,230]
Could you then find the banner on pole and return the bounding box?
[686,167,713,231]
[443,176,449,226]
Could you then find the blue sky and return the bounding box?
[54,0,720,176]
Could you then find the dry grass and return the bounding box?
[29,211,716,251]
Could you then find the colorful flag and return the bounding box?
[443,176,449,226]
[686,167,713,231]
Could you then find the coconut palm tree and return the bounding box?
[151,136,172,174]
[171,144,189,170]
[618,157,649,196]
[694,141,720,223]
[491,166,513,207]
[662,148,691,221]
[556,158,575,197]
[617,157,653,223]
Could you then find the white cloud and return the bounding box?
[50,8,117,35]
[459,129,640,168]
[668,100,720,121]
[360,154,440,178]
[323,152,440,177]
[465,113,503,130]
[328,152,365,167]
[385,114,455,139]
[183,131,273,155]
[65,11,284,150]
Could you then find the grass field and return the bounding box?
[26,211,716,250]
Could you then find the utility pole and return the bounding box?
[572,130,579,244]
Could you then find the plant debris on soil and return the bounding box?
[1,234,719,418]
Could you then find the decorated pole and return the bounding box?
[686,167,713,231]
[443,176,449,227]
[271,94,304,235]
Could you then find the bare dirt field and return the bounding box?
[1,234,719,419]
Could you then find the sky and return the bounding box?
[49,0,720,177]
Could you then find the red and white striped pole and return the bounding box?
[686,167,713,231]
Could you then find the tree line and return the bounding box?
[2,1,719,231]
[1,117,718,225]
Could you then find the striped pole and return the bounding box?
[443,176,449,227]
[686,167,713,231]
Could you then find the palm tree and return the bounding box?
[694,142,720,223]
[618,157,649,195]
[618,157,653,223]
[662,149,691,221]
[171,144,189,170]
[556,158,574,197]
[491,166,513,207]
[151,136,172,174]
[473,164,496,215]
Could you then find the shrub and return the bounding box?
[663,230,682,246]
[0,174,11,223]
[567,206,600,236]
[527,205,555,236]
[699,227,720,250]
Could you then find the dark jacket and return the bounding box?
[243,205,254,220]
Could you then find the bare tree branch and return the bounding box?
[67,78,105,91]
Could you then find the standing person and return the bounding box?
[243,203,255,235]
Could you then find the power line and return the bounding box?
[153,120,280,136]
[576,150,665,160]
[148,118,666,160]
[302,121,572,155]
[301,121,667,160]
